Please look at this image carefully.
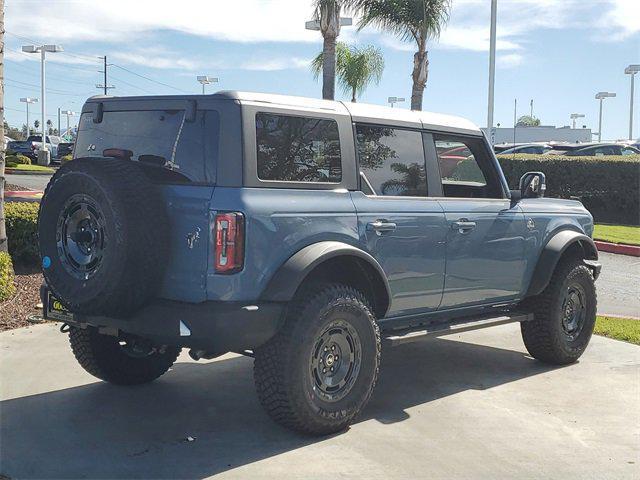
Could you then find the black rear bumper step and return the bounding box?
[383,311,534,347]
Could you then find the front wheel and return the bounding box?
[69,327,181,385]
[254,284,381,435]
[521,257,597,365]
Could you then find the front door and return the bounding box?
[430,134,527,309]
[352,124,447,318]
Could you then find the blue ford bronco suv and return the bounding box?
[39,91,601,435]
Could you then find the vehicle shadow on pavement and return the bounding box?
[0,337,558,479]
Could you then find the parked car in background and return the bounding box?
[56,142,74,158]
[8,135,60,160]
[498,144,552,155]
[564,143,640,156]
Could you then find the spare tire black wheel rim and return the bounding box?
[56,194,106,280]
[309,320,362,403]
[561,283,586,341]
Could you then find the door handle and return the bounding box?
[451,220,476,233]
[367,220,397,234]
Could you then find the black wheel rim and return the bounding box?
[561,283,587,340]
[309,320,362,403]
[56,194,106,280]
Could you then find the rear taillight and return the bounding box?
[31,144,36,151]
[214,212,245,274]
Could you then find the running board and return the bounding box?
[383,311,534,347]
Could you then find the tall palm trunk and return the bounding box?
[351,86,357,102]
[322,34,337,100]
[410,47,429,111]
[0,0,6,253]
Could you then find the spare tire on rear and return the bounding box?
[38,158,169,317]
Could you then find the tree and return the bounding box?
[312,42,384,102]
[34,119,40,130]
[0,0,6,253]
[516,115,541,127]
[46,119,53,135]
[313,0,344,100]
[345,0,451,111]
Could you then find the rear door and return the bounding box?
[352,124,447,318]
[430,134,527,308]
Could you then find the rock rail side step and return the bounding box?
[383,311,534,347]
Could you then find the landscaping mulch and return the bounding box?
[5,183,33,192]
[0,266,45,332]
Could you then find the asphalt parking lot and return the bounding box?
[1,322,638,479]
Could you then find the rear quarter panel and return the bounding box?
[207,187,359,302]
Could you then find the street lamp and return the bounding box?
[388,96,405,108]
[61,110,75,139]
[595,92,616,142]
[19,97,38,136]
[305,17,353,31]
[21,44,63,163]
[197,75,218,94]
[624,64,640,140]
[95,83,115,93]
[487,0,497,131]
[570,113,585,129]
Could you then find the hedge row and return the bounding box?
[496,154,640,225]
[5,202,40,265]
[0,252,16,302]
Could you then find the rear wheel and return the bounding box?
[521,257,597,365]
[69,327,180,385]
[254,284,380,435]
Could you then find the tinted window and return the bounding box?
[356,125,426,196]
[433,135,502,198]
[75,110,219,182]
[256,113,341,183]
[622,147,639,155]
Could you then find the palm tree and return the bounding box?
[313,0,344,101]
[311,43,385,102]
[345,0,451,111]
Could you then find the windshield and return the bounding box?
[75,109,219,183]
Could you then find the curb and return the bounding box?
[4,190,43,203]
[5,169,54,176]
[594,240,640,257]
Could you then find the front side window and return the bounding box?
[356,125,426,197]
[256,113,342,183]
[433,135,502,198]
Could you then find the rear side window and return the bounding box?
[356,125,426,197]
[75,109,219,183]
[255,113,342,183]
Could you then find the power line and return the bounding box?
[110,63,189,93]
[108,74,155,94]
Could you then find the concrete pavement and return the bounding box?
[5,173,52,191]
[1,322,638,479]
[598,252,640,318]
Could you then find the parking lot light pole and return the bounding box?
[570,113,585,129]
[21,44,63,154]
[595,92,616,142]
[388,96,405,108]
[197,75,218,94]
[61,110,75,138]
[487,0,497,131]
[19,97,38,136]
[624,65,640,140]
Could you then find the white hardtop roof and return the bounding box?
[218,90,482,135]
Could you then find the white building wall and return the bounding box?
[482,126,593,144]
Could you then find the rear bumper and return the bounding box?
[41,286,284,353]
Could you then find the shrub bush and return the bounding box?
[497,154,640,225]
[0,251,16,302]
[5,202,40,265]
[5,154,32,165]
[6,162,17,168]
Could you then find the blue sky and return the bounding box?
[4,0,639,140]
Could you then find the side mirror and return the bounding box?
[519,171,546,199]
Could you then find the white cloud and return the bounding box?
[497,53,524,69]
[110,49,200,71]
[239,57,311,71]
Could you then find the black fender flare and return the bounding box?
[526,230,598,297]
[261,241,391,315]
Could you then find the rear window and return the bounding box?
[75,109,219,183]
[255,112,342,183]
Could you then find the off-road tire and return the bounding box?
[69,326,180,385]
[38,158,169,316]
[254,284,381,435]
[521,256,597,365]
